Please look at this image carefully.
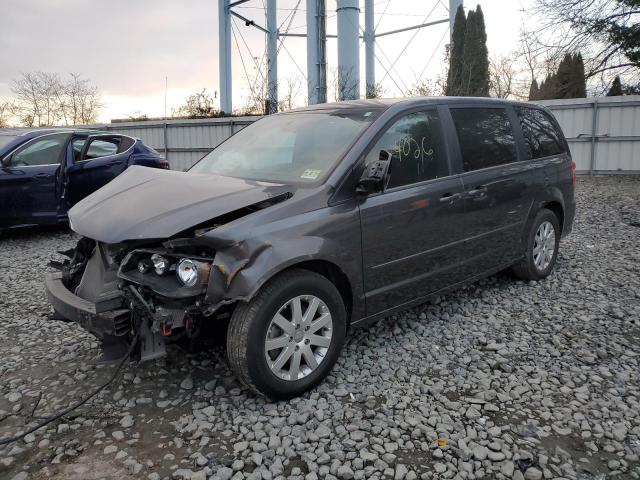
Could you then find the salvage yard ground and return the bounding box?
[1,175,639,480]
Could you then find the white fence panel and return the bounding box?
[538,96,640,173]
[92,117,257,172]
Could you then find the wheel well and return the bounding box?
[283,260,353,321]
[543,201,564,235]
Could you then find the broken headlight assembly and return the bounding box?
[118,250,213,298]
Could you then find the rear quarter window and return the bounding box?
[450,107,518,172]
[517,107,566,159]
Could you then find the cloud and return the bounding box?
[0,0,218,96]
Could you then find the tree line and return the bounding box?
[1,72,102,128]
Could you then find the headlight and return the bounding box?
[177,259,199,287]
[137,260,151,273]
[151,253,169,275]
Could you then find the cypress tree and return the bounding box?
[446,5,466,96]
[572,53,587,98]
[528,79,540,100]
[538,79,547,100]
[460,6,490,96]
[555,54,573,98]
[607,76,623,96]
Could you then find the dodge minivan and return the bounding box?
[45,97,575,399]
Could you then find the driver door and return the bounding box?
[0,133,69,228]
[358,108,468,315]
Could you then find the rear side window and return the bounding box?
[365,110,449,188]
[517,107,565,159]
[451,108,517,172]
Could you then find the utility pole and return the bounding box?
[306,0,327,105]
[317,0,327,103]
[364,0,375,98]
[306,0,319,104]
[220,1,460,108]
[218,0,232,113]
[266,0,278,113]
[336,0,360,100]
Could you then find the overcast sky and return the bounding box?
[0,0,534,122]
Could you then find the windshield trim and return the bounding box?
[187,109,384,187]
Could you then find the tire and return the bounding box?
[511,208,561,281]
[226,268,347,400]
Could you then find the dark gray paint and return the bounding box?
[61,96,576,328]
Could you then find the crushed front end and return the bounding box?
[45,237,222,362]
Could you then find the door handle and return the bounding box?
[467,185,487,196]
[35,173,52,178]
[439,192,461,203]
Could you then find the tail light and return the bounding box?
[157,159,170,169]
[570,161,576,187]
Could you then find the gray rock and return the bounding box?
[524,467,543,480]
[473,446,488,461]
[394,464,408,480]
[180,377,194,390]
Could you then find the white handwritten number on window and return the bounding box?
[398,136,434,162]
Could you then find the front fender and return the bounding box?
[202,235,360,315]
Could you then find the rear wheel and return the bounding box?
[226,269,347,400]
[511,208,560,280]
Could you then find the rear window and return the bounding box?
[517,107,565,159]
[451,108,518,172]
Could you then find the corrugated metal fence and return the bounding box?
[537,96,640,173]
[95,116,257,172]
[93,96,640,173]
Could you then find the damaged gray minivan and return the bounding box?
[46,97,575,399]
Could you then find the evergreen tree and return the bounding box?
[570,53,587,98]
[528,79,540,100]
[555,53,575,98]
[607,76,623,96]
[534,53,587,100]
[446,5,466,96]
[460,6,490,96]
[538,79,547,99]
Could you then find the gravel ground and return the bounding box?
[1,175,639,480]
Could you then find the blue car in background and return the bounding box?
[0,129,168,230]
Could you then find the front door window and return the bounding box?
[10,134,68,167]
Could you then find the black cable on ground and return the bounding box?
[0,334,140,446]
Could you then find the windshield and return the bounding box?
[189,109,380,184]
[0,135,17,149]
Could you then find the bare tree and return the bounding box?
[489,56,517,99]
[531,0,639,82]
[517,28,563,83]
[64,73,103,124]
[0,100,16,128]
[366,82,385,99]
[278,76,303,112]
[173,89,220,118]
[10,72,102,126]
[408,81,437,97]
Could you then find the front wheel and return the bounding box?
[511,208,561,280]
[226,269,347,400]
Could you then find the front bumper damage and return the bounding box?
[45,233,275,362]
[45,272,129,338]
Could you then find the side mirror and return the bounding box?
[356,150,391,195]
[0,156,10,168]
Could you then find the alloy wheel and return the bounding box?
[264,295,333,381]
[533,220,556,271]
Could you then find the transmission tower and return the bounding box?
[218,0,463,113]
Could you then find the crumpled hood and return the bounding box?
[69,165,290,243]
